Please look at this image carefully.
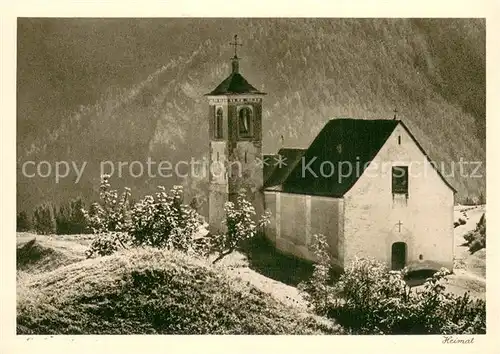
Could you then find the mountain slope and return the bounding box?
[17,18,485,212]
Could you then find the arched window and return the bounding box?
[238,107,253,137]
[215,107,223,139]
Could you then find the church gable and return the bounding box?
[343,121,456,199]
[397,121,457,193]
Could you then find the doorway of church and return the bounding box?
[391,242,407,270]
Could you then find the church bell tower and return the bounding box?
[205,35,267,233]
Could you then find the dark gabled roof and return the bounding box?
[205,72,266,96]
[264,148,306,188]
[277,119,399,197]
[263,118,456,197]
[263,154,278,183]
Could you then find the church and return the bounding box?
[205,36,456,271]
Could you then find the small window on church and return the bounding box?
[392,166,409,195]
[215,107,223,139]
[238,107,253,138]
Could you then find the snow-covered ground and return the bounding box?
[446,205,486,299]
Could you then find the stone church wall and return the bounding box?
[264,191,343,265]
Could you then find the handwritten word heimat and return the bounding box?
[442,336,475,344]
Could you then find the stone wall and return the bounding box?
[264,191,343,265]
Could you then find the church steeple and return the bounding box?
[231,57,239,74]
[205,34,265,96]
[229,34,242,74]
[205,35,267,234]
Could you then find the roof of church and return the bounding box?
[263,118,456,197]
[205,72,266,96]
[264,148,307,188]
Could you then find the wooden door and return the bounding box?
[391,242,407,270]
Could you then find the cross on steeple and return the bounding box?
[393,108,399,120]
[229,34,242,58]
[397,220,403,232]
